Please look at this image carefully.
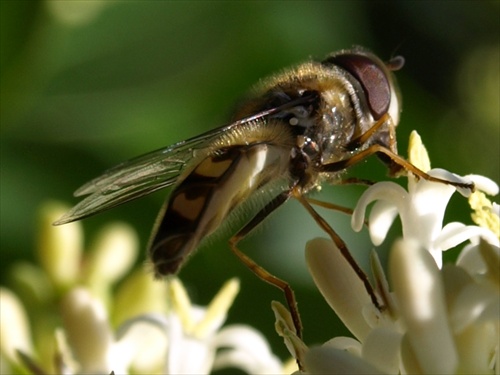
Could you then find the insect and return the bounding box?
[55,47,473,342]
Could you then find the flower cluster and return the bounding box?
[0,203,284,374]
[274,131,499,374]
[2,130,497,375]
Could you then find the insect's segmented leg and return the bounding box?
[306,197,356,216]
[322,144,475,191]
[293,190,382,310]
[228,191,304,342]
[306,197,369,228]
[336,177,375,186]
[307,178,374,228]
[344,113,407,177]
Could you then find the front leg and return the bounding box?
[322,144,475,192]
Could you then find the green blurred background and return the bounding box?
[1,0,499,364]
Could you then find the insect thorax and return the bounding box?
[232,62,376,188]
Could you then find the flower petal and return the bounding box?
[168,334,214,374]
[450,282,498,333]
[454,322,498,374]
[457,239,500,279]
[85,223,138,292]
[37,202,83,289]
[115,314,169,373]
[60,287,114,373]
[160,311,215,375]
[389,238,458,374]
[404,170,458,248]
[304,345,383,375]
[323,336,362,356]
[306,238,373,341]
[419,168,474,197]
[0,288,34,364]
[368,200,399,246]
[213,325,283,374]
[437,222,499,251]
[213,348,283,374]
[272,301,308,366]
[352,182,407,234]
[214,325,275,359]
[362,327,402,374]
[465,174,499,196]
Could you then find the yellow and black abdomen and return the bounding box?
[149,124,292,277]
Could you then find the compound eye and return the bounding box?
[330,53,391,120]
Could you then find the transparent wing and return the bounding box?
[54,126,230,225]
[54,93,319,225]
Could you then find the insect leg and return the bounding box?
[307,197,355,215]
[322,144,475,191]
[293,190,382,310]
[336,177,375,186]
[306,197,369,228]
[306,172,379,217]
[344,113,407,177]
[306,176,375,227]
[228,190,305,339]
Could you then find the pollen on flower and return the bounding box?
[468,190,500,237]
[408,130,431,172]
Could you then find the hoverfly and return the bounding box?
[55,47,473,341]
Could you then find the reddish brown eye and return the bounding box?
[329,53,391,120]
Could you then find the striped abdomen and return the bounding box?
[149,142,288,277]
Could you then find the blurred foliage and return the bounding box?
[1,0,498,361]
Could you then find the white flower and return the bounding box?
[59,287,140,374]
[352,131,499,268]
[118,277,284,374]
[273,131,499,374]
[34,201,139,300]
[294,237,500,374]
[0,288,34,372]
[302,238,403,374]
[6,277,284,375]
[3,201,284,374]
